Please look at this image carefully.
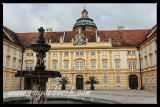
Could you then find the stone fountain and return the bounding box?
[15,27,61,104]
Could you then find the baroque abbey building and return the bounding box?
[3,7,157,90]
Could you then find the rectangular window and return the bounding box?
[116,62,120,70]
[30,63,33,70]
[53,78,56,84]
[6,58,10,68]
[128,51,131,55]
[18,62,21,70]
[26,53,29,56]
[7,46,10,52]
[129,62,132,70]
[132,51,135,55]
[76,62,79,70]
[17,77,20,84]
[64,52,68,56]
[151,75,154,83]
[141,60,143,69]
[30,53,33,56]
[80,52,83,56]
[53,62,57,70]
[76,52,79,56]
[12,77,14,85]
[150,56,153,66]
[26,63,29,70]
[116,77,120,83]
[19,51,22,57]
[53,52,57,56]
[80,62,83,70]
[103,62,107,70]
[104,77,107,84]
[13,60,16,69]
[145,58,148,68]
[133,62,136,70]
[91,62,95,70]
[91,51,95,55]
[115,51,119,55]
[64,62,68,70]
[103,51,107,55]
[14,49,16,55]
[5,76,8,85]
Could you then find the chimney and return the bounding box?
[46,28,52,32]
[118,26,124,30]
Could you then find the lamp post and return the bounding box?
[136,45,144,90]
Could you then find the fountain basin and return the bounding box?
[30,43,51,52]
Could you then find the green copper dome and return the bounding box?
[73,8,97,30]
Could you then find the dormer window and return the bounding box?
[113,38,118,42]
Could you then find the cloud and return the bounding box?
[3,3,157,33]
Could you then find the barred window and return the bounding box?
[151,75,154,83]
[103,62,107,70]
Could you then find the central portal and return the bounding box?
[76,75,83,90]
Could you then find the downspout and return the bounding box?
[136,45,143,90]
[20,47,25,90]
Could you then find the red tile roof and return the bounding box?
[3,25,156,48]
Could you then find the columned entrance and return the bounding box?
[129,75,138,89]
[76,75,83,89]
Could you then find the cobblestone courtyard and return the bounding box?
[3,89,157,104]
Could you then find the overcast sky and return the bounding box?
[3,3,157,33]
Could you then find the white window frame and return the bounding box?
[132,51,135,55]
[76,52,79,56]
[53,52,57,56]
[64,52,68,56]
[91,51,95,55]
[128,51,131,55]
[64,62,68,70]
[80,62,83,70]
[6,58,10,68]
[76,62,79,70]
[129,62,132,70]
[115,62,120,70]
[133,62,136,70]
[116,77,120,83]
[103,61,107,70]
[102,51,107,55]
[53,62,57,70]
[91,62,95,70]
[26,63,29,70]
[115,51,119,55]
[13,60,16,69]
[80,51,83,56]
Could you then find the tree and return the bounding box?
[57,76,70,90]
[85,76,99,90]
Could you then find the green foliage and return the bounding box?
[85,76,99,87]
[57,76,70,87]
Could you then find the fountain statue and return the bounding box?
[15,27,61,104]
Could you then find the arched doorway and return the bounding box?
[129,75,138,89]
[76,75,83,89]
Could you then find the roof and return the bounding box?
[3,25,156,48]
[3,26,23,47]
